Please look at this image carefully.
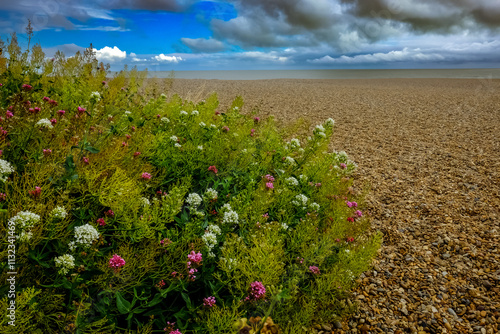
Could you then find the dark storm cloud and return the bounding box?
[181,37,226,53]
[95,0,196,12]
[340,0,500,32]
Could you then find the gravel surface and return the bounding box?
[168,78,500,334]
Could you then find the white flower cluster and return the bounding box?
[51,206,67,219]
[170,135,178,142]
[202,224,222,258]
[90,91,101,101]
[180,110,188,116]
[309,202,320,211]
[9,211,40,229]
[199,121,206,127]
[36,118,53,129]
[74,224,100,248]
[140,197,151,207]
[175,143,182,148]
[290,138,301,149]
[191,110,199,116]
[222,210,239,225]
[204,188,218,201]
[324,118,335,127]
[285,177,299,186]
[281,222,289,231]
[0,159,15,182]
[18,231,33,242]
[186,193,202,208]
[284,156,296,166]
[298,174,308,182]
[161,117,170,123]
[314,124,326,138]
[197,145,203,150]
[54,254,75,275]
[292,194,309,209]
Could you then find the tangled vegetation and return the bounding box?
[0,31,381,333]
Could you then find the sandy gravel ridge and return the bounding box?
[168,78,500,334]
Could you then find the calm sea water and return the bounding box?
[142,69,500,80]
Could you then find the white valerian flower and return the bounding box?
[51,206,67,219]
[9,211,40,229]
[186,193,202,208]
[140,197,151,207]
[74,224,100,248]
[292,194,309,209]
[210,124,217,128]
[309,202,320,211]
[233,106,239,111]
[0,159,15,182]
[192,210,205,217]
[315,124,325,133]
[285,177,299,186]
[199,121,206,127]
[298,148,305,154]
[180,110,188,116]
[221,203,232,212]
[36,118,53,129]
[324,118,335,127]
[316,132,326,138]
[284,156,296,166]
[191,110,199,116]
[18,231,33,242]
[124,110,131,115]
[54,254,75,275]
[281,222,289,230]
[298,174,308,182]
[290,138,301,149]
[204,188,218,201]
[90,91,101,101]
[197,145,203,150]
[206,224,221,235]
[222,210,239,225]
[174,143,182,148]
[170,135,178,142]
[68,241,77,251]
[161,117,170,123]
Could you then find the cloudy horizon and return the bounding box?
[1,0,499,70]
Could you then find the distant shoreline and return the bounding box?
[112,68,500,80]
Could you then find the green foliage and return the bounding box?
[0,35,381,333]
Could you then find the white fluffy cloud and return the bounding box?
[95,46,126,62]
[152,54,183,63]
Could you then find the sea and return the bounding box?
[141,69,500,80]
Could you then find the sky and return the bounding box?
[1,0,499,71]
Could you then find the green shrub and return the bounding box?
[0,34,380,333]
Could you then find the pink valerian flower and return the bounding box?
[347,217,354,223]
[297,257,304,264]
[250,128,255,137]
[309,266,320,275]
[222,126,229,132]
[169,330,182,334]
[264,174,275,182]
[346,201,357,208]
[141,172,152,180]
[265,182,274,190]
[262,213,269,219]
[163,321,177,332]
[29,186,41,198]
[22,84,32,91]
[43,149,52,156]
[215,110,221,115]
[43,96,50,101]
[254,116,260,123]
[125,134,131,139]
[131,126,136,132]
[355,210,363,217]
[104,209,115,217]
[109,254,126,270]
[97,218,106,226]
[245,281,266,301]
[49,99,58,106]
[25,101,31,106]
[208,165,218,174]
[340,163,347,169]
[160,238,172,246]
[50,118,57,126]
[0,83,2,87]
[82,156,89,165]
[155,279,166,289]
[133,151,141,157]
[6,111,13,119]
[77,106,86,114]
[315,183,322,187]
[187,251,202,266]
[121,141,128,147]
[57,109,65,116]
[203,296,216,308]
[102,81,107,85]
[346,237,355,242]
[0,127,7,136]
[0,193,6,201]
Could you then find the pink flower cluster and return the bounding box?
[309,266,320,275]
[340,163,347,169]
[203,296,216,308]
[29,186,41,198]
[265,182,274,190]
[43,149,52,156]
[105,209,115,217]
[346,201,357,208]
[141,172,152,180]
[0,193,6,201]
[187,251,202,281]
[254,117,260,123]
[77,106,86,115]
[109,254,126,270]
[264,174,275,182]
[245,281,266,301]
[22,84,32,91]
[222,126,229,132]
[97,218,106,226]
[6,111,13,119]
[208,165,218,174]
